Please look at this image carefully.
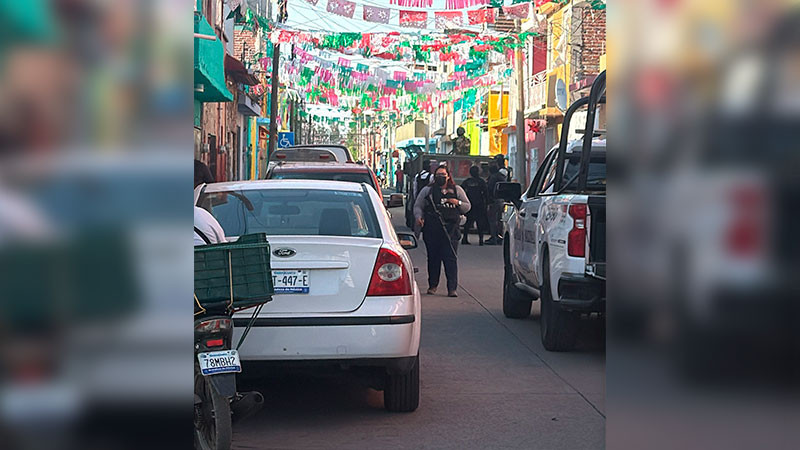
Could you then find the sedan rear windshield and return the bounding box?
[273,148,339,162]
[271,171,375,189]
[197,189,381,238]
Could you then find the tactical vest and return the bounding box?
[425,187,461,224]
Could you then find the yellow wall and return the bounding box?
[488,93,509,123]
[462,119,481,155]
[488,92,509,155]
[489,127,507,156]
[546,4,572,113]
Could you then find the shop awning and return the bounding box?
[194,13,233,103]
[225,54,260,86]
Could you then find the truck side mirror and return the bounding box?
[495,182,522,208]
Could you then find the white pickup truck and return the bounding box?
[498,140,606,351]
[496,71,606,351]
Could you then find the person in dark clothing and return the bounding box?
[493,154,512,181]
[414,165,471,297]
[460,165,489,245]
[486,164,505,245]
[194,159,214,188]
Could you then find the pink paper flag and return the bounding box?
[363,5,390,24]
[446,0,488,8]
[390,0,432,7]
[434,11,463,29]
[399,10,428,29]
[467,8,495,25]
[326,0,356,18]
[394,71,407,81]
[503,3,530,19]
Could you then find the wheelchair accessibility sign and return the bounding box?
[278,132,295,148]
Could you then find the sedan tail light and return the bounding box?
[367,248,412,296]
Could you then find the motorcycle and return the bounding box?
[194,233,273,450]
[194,311,237,450]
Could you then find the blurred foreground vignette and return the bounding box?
[0,1,192,449]
[610,1,799,449]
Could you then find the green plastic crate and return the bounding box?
[194,233,274,312]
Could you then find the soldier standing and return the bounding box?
[452,127,471,155]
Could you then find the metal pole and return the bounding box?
[267,42,280,161]
[425,116,431,155]
[515,21,527,186]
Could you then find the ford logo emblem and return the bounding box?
[273,248,296,258]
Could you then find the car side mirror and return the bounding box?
[386,193,404,208]
[495,182,522,208]
[396,232,418,250]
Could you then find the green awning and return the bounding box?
[194,13,233,103]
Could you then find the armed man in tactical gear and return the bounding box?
[414,164,471,297]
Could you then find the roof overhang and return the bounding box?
[194,13,233,103]
[225,54,260,86]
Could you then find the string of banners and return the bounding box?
[267,28,538,60]
[275,42,514,115]
[307,0,533,27]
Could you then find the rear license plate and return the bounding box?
[197,350,241,376]
[272,269,309,294]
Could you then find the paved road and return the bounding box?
[233,208,605,449]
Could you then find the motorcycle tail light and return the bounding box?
[205,338,224,348]
[195,318,232,334]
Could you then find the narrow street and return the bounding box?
[233,207,605,449]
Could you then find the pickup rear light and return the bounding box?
[725,185,765,258]
[568,204,587,257]
[275,153,287,159]
[367,248,412,296]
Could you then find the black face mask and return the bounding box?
[435,175,447,186]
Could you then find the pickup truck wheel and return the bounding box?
[503,264,532,318]
[540,252,578,352]
[384,355,420,412]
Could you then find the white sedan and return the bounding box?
[194,180,421,412]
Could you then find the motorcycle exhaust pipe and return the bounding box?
[231,390,264,423]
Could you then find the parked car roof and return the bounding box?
[270,162,373,173]
[274,145,353,163]
[200,179,367,193]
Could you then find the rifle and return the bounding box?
[424,190,459,259]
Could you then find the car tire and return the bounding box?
[503,237,532,318]
[540,249,578,352]
[384,355,420,412]
[503,265,532,319]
